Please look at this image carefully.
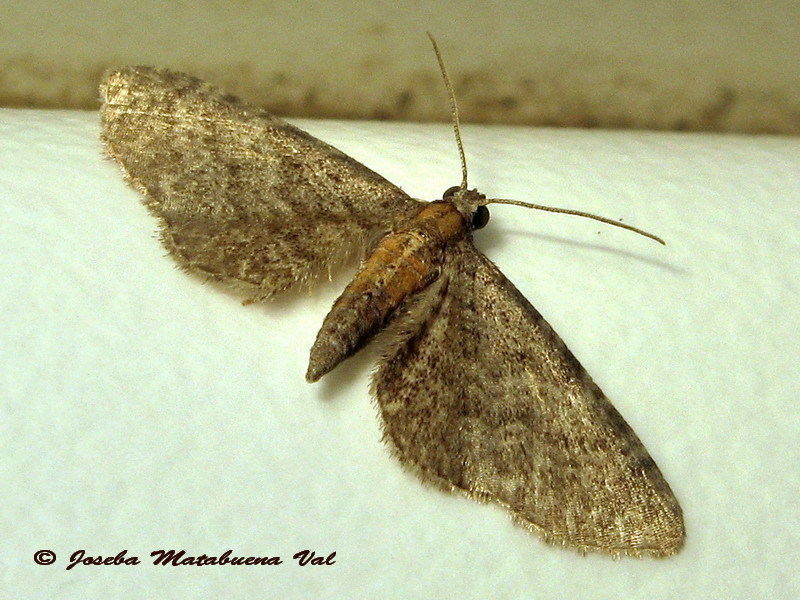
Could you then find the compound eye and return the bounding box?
[472,205,490,229]
[442,186,461,199]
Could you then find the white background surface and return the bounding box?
[1,108,799,598]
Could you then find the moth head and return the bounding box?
[442,186,490,230]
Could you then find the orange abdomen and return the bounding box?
[306,201,467,382]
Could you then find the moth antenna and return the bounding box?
[426,34,662,247]
[427,32,468,190]
[486,198,666,245]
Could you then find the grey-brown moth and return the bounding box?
[99,43,684,558]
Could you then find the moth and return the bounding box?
[99,37,684,557]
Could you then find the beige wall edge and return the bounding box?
[2,1,799,134]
